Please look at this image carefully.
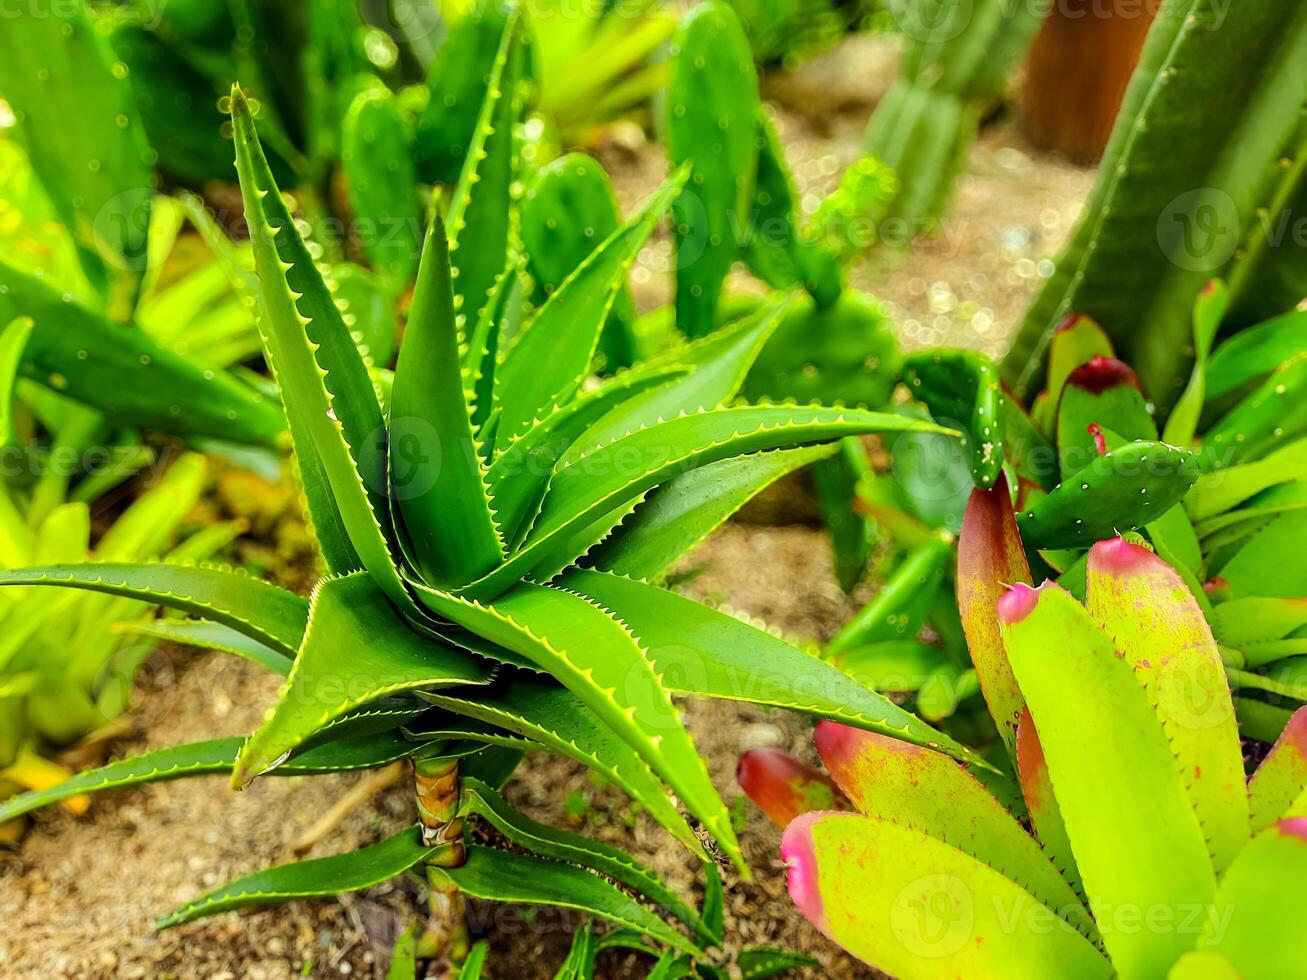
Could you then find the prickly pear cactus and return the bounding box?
[1018,441,1200,550]
[902,349,1005,490]
[740,110,844,308]
[741,291,901,410]
[341,85,420,288]
[665,1,759,338]
[521,153,638,372]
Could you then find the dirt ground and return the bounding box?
[0,36,1096,980]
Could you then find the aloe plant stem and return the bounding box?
[415,755,470,961]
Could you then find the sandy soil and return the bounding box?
[0,36,1096,980]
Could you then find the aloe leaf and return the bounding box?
[1018,441,1200,550]
[1181,814,1307,977]
[588,445,836,581]
[446,14,521,330]
[0,260,283,445]
[460,777,702,933]
[564,300,787,462]
[781,813,1111,978]
[1206,308,1307,400]
[1247,707,1307,833]
[522,153,638,372]
[0,733,414,824]
[458,940,491,980]
[1015,708,1083,899]
[486,365,690,544]
[157,825,430,929]
[1085,538,1249,871]
[234,573,491,786]
[0,4,152,311]
[1202,353,1307,468]
[418,673,701,853]
[116,619,291,676]
[736,747,850,828]
[1036,315,1116,431]
[0,316,33,444]
[434,844,702,957]
[999,582,1218,977]
[903,349,1006,489]
[0,562,307,656]
[341,87,420,288]
[825,536,951,658]
[1005,2,1307,403]
[231,86,412,610]
[391,216,504,587]
[409,579,741,868]
[665,1,759,338]
[484,407,953,599]
[813,721,1094,938]
[956,473,1031,757]
[564,570,988,770]
[494,168,687,444]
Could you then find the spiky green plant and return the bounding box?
[0,73,981,961]
[741,538,1307,978]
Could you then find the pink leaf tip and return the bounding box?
[997,582,1042,624]
[780,813,828,933]
[1089,535,1162,578]
[1276,817,1307,842]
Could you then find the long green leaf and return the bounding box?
[494,169,688,443]
[230,86,412,610]
[999,583,1217,978]
[467,407,952,599]
[0,733,414,824]
[434,844,701,956]
[157,825,430,929]
[0,562,307,656]
[409,579,741,868]
[115,619,291,675]
[234,573,491,785]
[446,13,521,329]
[587,445,836,580]
[0,316,34,444]
[460,777,701,932]
[0,260,283,445]
[565,570,988,770]
[391,216,504,586]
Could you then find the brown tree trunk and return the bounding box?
[1019,0,1161,163]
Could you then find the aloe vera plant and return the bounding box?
[743,538,1307,977]
[0,66,981,962]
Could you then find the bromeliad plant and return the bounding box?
[740,538,1307,977]
[0,75,982,959]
